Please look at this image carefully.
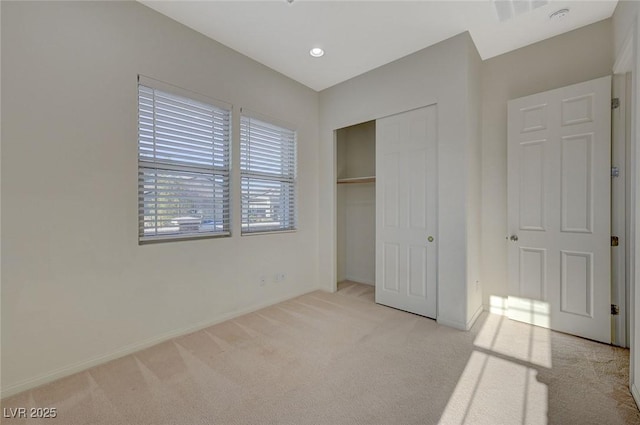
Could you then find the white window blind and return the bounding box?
[138,78,231,242]
[240,115,296,234]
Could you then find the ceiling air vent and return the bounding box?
[493,0,549,22]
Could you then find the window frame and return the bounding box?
[137,75,232,244]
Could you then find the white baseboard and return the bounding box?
[344,275,375,286]
[466,304,484,330]
[484,303,508,316]
[632,383,640,410]
[436,317,467,331]
[1,286,318,399]
[437,304,484,331]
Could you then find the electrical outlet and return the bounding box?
[475,280,480,291]
[278,273,286,282]
[259,276,266,286]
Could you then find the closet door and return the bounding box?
[376,105,437,318]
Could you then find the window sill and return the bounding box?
[241,229,297,237]
[139,232,231,245]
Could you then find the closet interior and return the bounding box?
[336,120,376,287]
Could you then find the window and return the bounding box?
[240,114,297,234]
[138,76,231,242]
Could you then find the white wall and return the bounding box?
[1,1,320,396]
[337,185,347,283]
[319,32,482,330]
[338,183,375,285]
[336,121,376,285]
[336,131,346,282]
[480,20,613,311]
[612,0,640,408]
[336,121,376,179]
[614,1,640,57]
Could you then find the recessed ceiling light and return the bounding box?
[310,47,325,58]
[549,8,570,20]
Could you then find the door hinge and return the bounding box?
[611,166,620,177]
[611,304,620,315]
[612,98,620,109]
[611,236,619,246]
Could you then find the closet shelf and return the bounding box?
[337,176,376,184]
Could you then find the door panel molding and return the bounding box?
[376,105,438,318]
[507,75,611,344]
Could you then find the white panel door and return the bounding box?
[376,105,437,318]
[507,76,611,343]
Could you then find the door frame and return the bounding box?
[612,73,629,348]
[613,17,639,406]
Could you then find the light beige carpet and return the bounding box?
[2,281,639,424]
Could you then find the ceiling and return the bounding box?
[139,1,618,92]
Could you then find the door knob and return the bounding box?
[510,234,519,242]
[427,236,434,243]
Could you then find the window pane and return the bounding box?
[139,168,229,238]
[241,177,296,233]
